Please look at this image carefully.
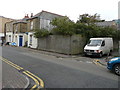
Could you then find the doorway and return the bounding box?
[19,36,23,46]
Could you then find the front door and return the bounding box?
[19,36,23,46]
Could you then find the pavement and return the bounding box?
[18,46,119,66]
[16,46,80,58]
[2,60,29,89]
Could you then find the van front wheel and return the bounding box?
[99,52,103,58]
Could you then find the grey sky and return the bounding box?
[0,0,119,21]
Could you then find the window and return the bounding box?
[45,19,51,29]
[40,18,44,29]
[30,21,33,30]
[6,24,9,32]
[30,35,32,45]
[40,18,51,30]
[87,40,102,46]
[43,19,47,28]
[101,40,105,46]
[46,20,50,28]
[15,25,18,32]
[15,36,17,42]
[9,35,11,42]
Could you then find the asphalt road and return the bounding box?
[2,46,119,88]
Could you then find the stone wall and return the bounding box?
[113,39,119,50]
[37,35,86,55]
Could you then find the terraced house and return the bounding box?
[5,15,29,46]
[6,20,16,44]
[13,20,28,46]
[27,10,63,48]
[0,16,13,42]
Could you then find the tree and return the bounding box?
[50,16,75,35]
[98,26,117,37]
[34,29,50,38]
[77,13,102,25]
[75,13,118,40]
[110,28,120,40]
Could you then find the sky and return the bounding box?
[0,0,119,22]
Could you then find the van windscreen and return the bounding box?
[87,40,102,46]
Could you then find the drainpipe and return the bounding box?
[4,23,6,43]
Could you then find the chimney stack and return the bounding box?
[31,13,33,17]
[24,14,29,19]
[26,14,29,18]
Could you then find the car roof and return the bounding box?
[112,57,120,60]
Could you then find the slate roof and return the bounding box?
[27,10,64,20]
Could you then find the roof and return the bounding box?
[95,21,116,27]
[13,20,27,24]
[35,10,64,17]
[27,10,64,20]
[5,20,17,24]
[0,16,15,20]
[90,38,112,40]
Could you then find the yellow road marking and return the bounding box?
[95,59,105,67]
[0,56,23,70]
[95,59,100,62]
[23,71,39,89]
[0,56,44,89]
[2,58,23,70]
[92,60,98,65]
[25,70,44,88]
[93,59,105,67]
[2,59,21,70]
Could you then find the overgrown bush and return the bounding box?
[50,16,75,35]
[34,29,50,38]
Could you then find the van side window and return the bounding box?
[101,40,105,46]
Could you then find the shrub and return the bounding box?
[34,29,50,38]
[50,16,75,36]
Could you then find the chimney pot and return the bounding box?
[31,13,33,17]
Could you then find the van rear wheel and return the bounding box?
[109,50,112,56]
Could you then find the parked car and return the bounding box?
[107,57,120,76]
[84,38,113,57]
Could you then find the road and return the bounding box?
[2,46,119,88]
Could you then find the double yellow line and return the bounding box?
[92,59,105,67]
[0,56,44,89]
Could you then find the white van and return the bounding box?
[84,38,113,57]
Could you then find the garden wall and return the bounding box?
[37,35,86,55]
